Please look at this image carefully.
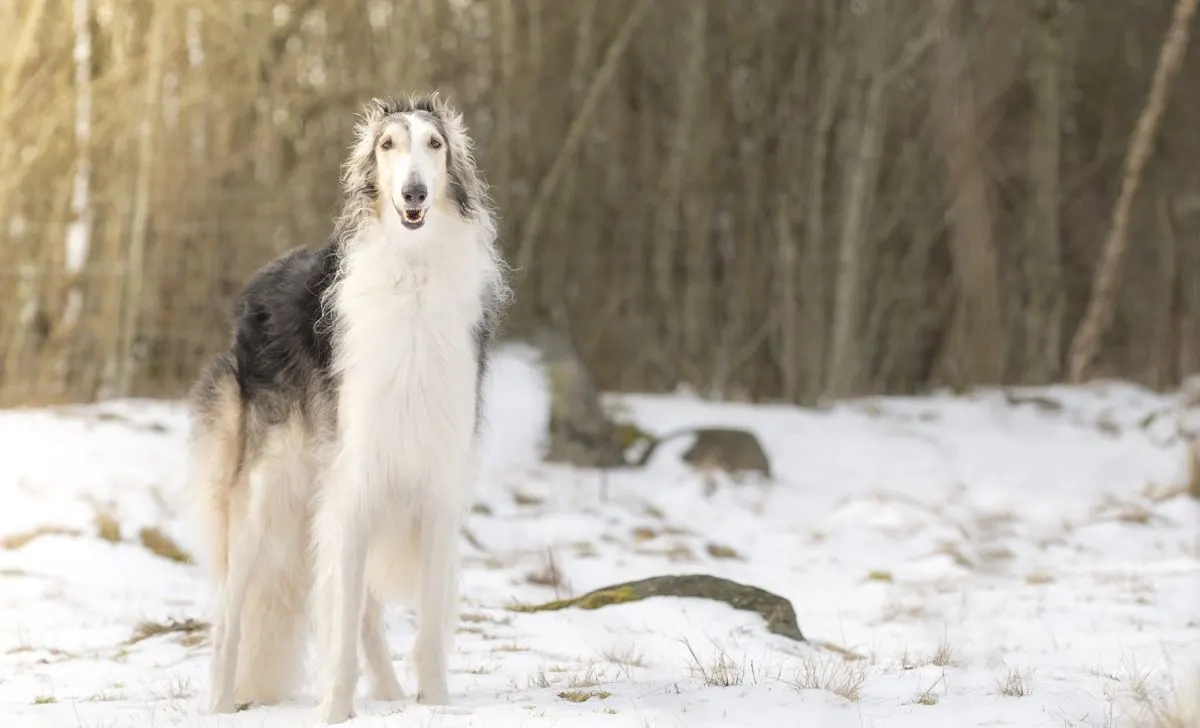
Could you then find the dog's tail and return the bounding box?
[186,352,244,584]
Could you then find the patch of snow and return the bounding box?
[1,345,1197,727]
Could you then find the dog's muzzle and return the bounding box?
[398,205,427,230]
[399,182,428,230]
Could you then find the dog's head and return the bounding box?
[344,92,478,233]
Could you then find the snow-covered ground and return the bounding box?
[1,344,1197,728]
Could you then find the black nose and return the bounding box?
[401,183,427,205]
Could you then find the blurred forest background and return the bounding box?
[1,0,1198,408]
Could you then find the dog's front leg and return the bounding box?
[414,501,460,705]
[314,483,370,724]
[362,592,405,701]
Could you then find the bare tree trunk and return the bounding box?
[653,0,706,385]
[1154,200,1181,388]
[0,0,52,388]
[115,2,169,396]
[681,147,715,385]
[930,0,1006,388]
[1067,0,1198,383]
[775,189,799,400]
[803,2,846,402]
[98,3,140,399]
[824,8,889,400]
[496,0,517,213]
[513,0,652,274]
[1023,0,1066,384]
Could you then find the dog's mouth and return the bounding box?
[399,206,427,230]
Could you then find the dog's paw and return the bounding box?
[208,693,237,715]
[416,684,450,706]
[316,701,355,725]
[371,677,406,702]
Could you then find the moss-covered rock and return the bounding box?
[635,427,771,479]
[509,573,804,642]
[613,420,655,451]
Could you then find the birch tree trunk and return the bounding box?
[1067,0,1198,383]
[41,0,94,399]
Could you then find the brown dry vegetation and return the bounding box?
[1,1,1199,406]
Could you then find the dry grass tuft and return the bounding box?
[528,665,552,689]
[600,644,647,680]
[512,490,544,507]
[705,542,743,560]
[1126,668,1200,728]
[150,676,196,701]
[138,527,192,563]
[812,640,867,662]
[913,680,942,705]
[996,666,1032,697]
[879,598,928,622]
[1140,480,1187,503]
[460,611,511,626]
[1091,494,1160,526]
[492,642,526,653]
[1113,506,1155,526]
[1025,569,1055,585]
[2,526,80,550]
[128,617,207,645]
[32,695,56,705]
[525,548,571,598]
[86,688,123,702]
[930,635,956,667]
[94,511,121,543]
[567,664,607,689]
[682,638,745,687]
[788,652,867,702]
[864,569,894,583]
[935,541,975,569]
[460,526,487,552]
[601,644,647,669]
[631,526,658,542]
[557,689,611,703]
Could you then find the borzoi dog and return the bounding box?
[187,92,509,724]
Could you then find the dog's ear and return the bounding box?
[362,97,393,124]
[343,98,390,190]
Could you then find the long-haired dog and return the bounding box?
[187,92,509,724]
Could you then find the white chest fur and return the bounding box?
[331,215,489,498]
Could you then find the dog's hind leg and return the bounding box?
[189,353,247,714]
[208,582,233,713]
[361,591,405,701]
[209,473,267,714]
[232,558,309,705]
[231,421,315,706]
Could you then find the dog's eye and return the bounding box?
[380,137,393,151]
[428,137,443,150]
